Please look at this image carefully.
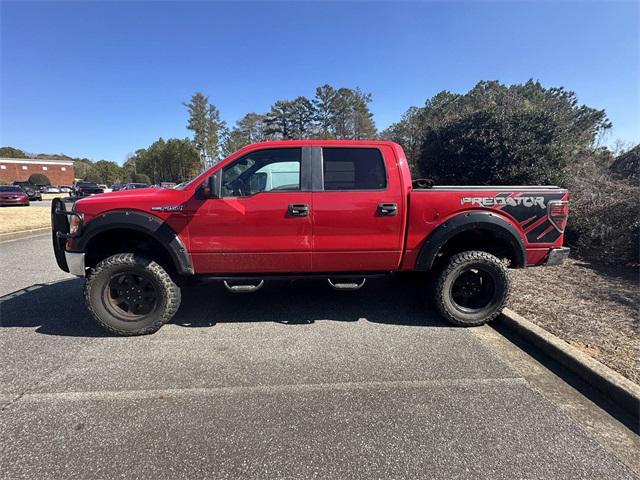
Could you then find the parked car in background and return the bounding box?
[122,182,150,190]
[0,185,29,206]
[44,186,61,194]
[98,184,112,193]
[12,181,42,201]
[36,184,49,192]
[160,182,177,188]
[111,184,124,191]
[59,185,72,193]
[73,181,105,197]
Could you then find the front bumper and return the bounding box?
[546,247,570,266]
[0,198,29,205]
[65,251,86,277]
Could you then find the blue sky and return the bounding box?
[1,1,638,163]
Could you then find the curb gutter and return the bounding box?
[498,308,640,418]
[0,227,50,243]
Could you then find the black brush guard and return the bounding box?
[51,197,82,273]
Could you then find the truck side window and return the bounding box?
[322,148,387,190]
[221,148,301,197]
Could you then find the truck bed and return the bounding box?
[403,185,569,268]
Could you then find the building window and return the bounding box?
[61,167,66,171]
[0,165,6,170]
[22,166,28,170]
[42,166,48,171]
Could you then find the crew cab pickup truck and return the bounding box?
[52,141,570,335]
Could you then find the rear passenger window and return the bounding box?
[322,148,387,190]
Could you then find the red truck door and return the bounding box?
[187,147,313,273]
[311,146,405,271]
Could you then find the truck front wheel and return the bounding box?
[84,253,181,335]
[434,251,510,327]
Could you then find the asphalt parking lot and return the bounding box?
[1,234,638,479]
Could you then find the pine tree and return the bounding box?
[184,92,227,168]
[264,100,294,139]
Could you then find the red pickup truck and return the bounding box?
[52,141,569,335]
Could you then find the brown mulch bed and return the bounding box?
[509,257,639,384]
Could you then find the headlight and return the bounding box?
[69,213,83,234]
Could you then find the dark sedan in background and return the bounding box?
[0,186,30,206]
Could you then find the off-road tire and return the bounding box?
[434,250,510,327]
[84,253,181,336]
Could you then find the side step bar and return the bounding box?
[214,275,374,293]
[327,278,366,291]
[223,280,264,293]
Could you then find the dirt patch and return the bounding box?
[0,205,50,234]
[509,258,639,384]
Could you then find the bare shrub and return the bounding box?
[565,150,640,265]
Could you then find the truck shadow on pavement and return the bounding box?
[0,275,447,337]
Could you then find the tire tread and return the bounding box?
[434,250,510,327]
[84,253,181,336]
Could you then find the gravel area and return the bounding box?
[510,257,639,384]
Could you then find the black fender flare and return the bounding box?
[415,211,526,271]
[70,210,194,275]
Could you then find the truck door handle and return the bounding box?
[288,203,309,217]
[377,203,398,216]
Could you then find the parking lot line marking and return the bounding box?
[12,377,528,404]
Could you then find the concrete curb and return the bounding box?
[0,227,50,243]
[498,308,640,418]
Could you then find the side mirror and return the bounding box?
[205,171,221,198]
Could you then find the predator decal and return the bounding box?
[470,192,567,244]
[461,196,546,208]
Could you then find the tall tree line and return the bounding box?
[184,85,378,161]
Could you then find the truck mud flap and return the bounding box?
[51,197,71,272]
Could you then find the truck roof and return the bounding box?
[239,140,402,149]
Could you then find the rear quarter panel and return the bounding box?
[402,188,569,269]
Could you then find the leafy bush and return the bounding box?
[28,173,50,185]
[384,80,610,186]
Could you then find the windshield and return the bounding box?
[0,186,22,192]
[173,175,202,190]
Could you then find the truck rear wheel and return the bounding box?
[84,253,181,336]
[434,250,510,327]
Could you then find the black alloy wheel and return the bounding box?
[450,268,496,312]
[103,271,159,320]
